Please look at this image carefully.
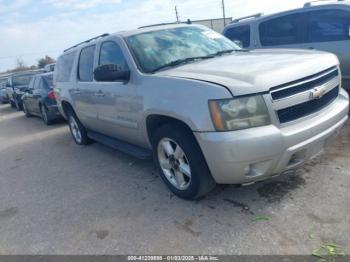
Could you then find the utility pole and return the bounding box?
[221,0,226,26]
[175,5,180,24]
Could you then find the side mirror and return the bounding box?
[94,64,130,82]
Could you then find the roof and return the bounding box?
[227,1,350,27]
[62,24,202,53]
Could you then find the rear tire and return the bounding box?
[66,108,91,145]
[23,102,31,118]
[10,100,16,108]
[15,99,22,111]
[152,123,216,200]
[40,104,52,125]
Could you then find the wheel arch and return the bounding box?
[146,114,195,145]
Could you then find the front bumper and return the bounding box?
[195,88,349,184]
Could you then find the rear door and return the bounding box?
[74,45,100,130]
[24,77,36,112]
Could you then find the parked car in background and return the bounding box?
[6,71,43,110]
[22,72,61,125]
[55,24,348,200]
[223,0,350,90]
[44,63,56,73]
[0,75,10,103]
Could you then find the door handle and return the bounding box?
[73,89,81,95]
[95,90,105,97]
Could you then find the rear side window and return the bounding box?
[224,25,251,48]
[43,75,54,89]
[78,45,96,82]
[259,13,303,46]
[56,51,76,82]
[307,9,350,42]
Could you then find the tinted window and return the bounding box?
[259,13,302,46]
[28,78,35,89]
[12,74,34,86]
[307,10,350,42]
[224,25,251,48]
[78,45,96,82]
[43,75,54,89]
[99,41,128,69]
[56,51,76,82]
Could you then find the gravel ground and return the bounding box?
[0,103,349,255]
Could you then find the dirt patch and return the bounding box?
[0,207,18,220]
[174,219,201,237]
[95,230,109,240]
[307,213,340,224]
[223,199,254,215]
[257,175,306,203]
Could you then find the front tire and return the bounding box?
[152,123,216,200]
[66,109,90,145]
[10,100,16,108]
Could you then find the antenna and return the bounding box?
[175,5,180,24]
[222,0,226,26]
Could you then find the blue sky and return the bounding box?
[0,0,307,72]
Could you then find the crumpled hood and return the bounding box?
[157,49,339,96]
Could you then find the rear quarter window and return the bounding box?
[55,51,77,82]
[224,25,251,48]
[307,9,350,42]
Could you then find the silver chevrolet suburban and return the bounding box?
[54,24,349,200]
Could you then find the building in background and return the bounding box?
[192,17,232,33]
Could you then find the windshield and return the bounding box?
[13,74,34,86]
[127,26,240,73]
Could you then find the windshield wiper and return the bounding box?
[211,49,249,57]
[151,55,215,73]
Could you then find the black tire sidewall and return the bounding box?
[152,124,215,200]
[66,109,90,145]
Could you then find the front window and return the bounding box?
[126,26,240,73]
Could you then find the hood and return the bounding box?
[157,49,339,96]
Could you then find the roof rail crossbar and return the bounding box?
[64,33,110,52]
[231,13,263,23]
[304,0,345,7]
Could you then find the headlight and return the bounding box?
[209,95,271,131]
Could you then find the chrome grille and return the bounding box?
[270,67,340,124]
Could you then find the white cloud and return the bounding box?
[45,0,122,10]
[0,0,308,71]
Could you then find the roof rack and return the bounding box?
[139,19,192,29]
[64,33,110,52]
[304,0,346,7]
[231,13,263,24]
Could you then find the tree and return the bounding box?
[14,57,29,72]
[37,55,56,68]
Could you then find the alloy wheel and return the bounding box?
[157,138,192,190]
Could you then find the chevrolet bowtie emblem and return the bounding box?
[310,86,326,100]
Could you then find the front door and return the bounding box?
[93,40,143,145]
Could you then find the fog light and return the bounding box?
[245,160,272,178]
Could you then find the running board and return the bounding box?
[87,130,152,160]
